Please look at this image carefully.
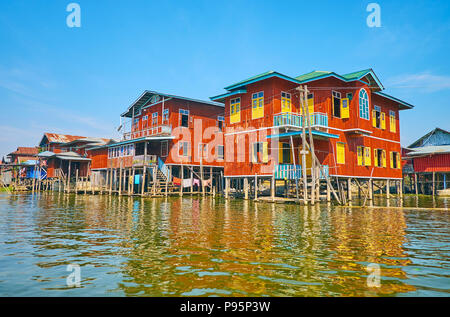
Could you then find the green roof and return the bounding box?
[341,69,372,80]
[224,70,276,90]
[295,70,332,82]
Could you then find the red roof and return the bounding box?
[43,133,86,144]
[10,147,39,156]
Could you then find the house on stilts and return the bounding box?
[88,91,225,196]
[402,127,450,196]
[210,69,414,203]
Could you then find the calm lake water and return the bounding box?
[0,192,448,297]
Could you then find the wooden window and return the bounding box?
[390,151,401,169]
[179,109,189,128]
[364,147,371,166]
[332,91,341,118]
[357,146,364,166]
[389,110,396,133]
[217,116,224,132]
[230,98,241,124]
[374,149,386,167]
[217,145,224,160]
[163,109,169,124]
[251,142,268,163]
[281,92,291,113]
[252,91,264,119]
[341,98,350,119]
[142,115,148,128]
[152,112,158,126]
[359,89,369,120]
[198,143,207,160]
[372,106,381,128]
[179,141,190,157]
[336,142,345,164]
[161,140,168,157]
[300,93,314,115]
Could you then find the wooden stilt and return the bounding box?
[254,174,258,201]
[180,165,184,197]
[271,176,275,201]
[224,177,229,199]
[244,177,249,200]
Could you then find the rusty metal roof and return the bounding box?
[9,147,39,156]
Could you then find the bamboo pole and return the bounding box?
[297,87,308,205]
[303,85,316,204]
[142,166,147,196]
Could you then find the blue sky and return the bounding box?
[0,0,449,158]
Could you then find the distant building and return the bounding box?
[6,147,39,164]
[403,128,450,194]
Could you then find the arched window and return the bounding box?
[359,89,369,120]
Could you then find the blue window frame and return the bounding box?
[359,88,369,120]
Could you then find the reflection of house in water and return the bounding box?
[328,208,415,295]
[403,128,450,195]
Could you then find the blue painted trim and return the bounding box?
[210,89,247,101]
[267,130,340,139]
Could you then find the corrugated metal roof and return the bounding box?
[406,145,450,156]
[43,133,85,144]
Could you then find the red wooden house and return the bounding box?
[210,69,414,199]
[403,128,450,194]
[38,133,112,179]
[90,91,225,194]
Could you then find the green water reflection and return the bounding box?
[0,193,448,296]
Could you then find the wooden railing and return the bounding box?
[132,155,157,167]
[273,112,328,129]
[123,125,172,140]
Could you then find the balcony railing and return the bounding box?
[123,125,172,141]
[132,155,157,167]
[273,112,328,129]
[274,164,302,180]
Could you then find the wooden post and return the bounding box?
[118,163,122,196]
[179,165,184,197]
[254,174,258,201]
[209,167,213,194]
[432,172,436,196]
[368,178,373,201]
[414,173,418,195]
[75,169,79,194]
[303,85,316,204]
[130,167,135,195]
[326,181,331,202]
[141,167,147,196]
[67,160,71,193]
[152,167,157,195]
[190,166,194,194]
[297,86,308,205]
[386,179,390,199]
[271,176,275,201]
[224,177,229,199]
[165,166,170,196]
[244,177,249,200]
[347,178,352,201]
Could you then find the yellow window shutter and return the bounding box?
[337,143,345,164]
[262,142,269,163]
[382,150,386,167]
[374,149,378,167]
[381,112,386,129]
[390,115,396,133]
[397,153,401,169]
[390,152,394,168]
[365,147,371,166]
[357,146,363,166]
[341,98,350,119]
[308,95,314,114]
[278,142,283,164]
[372,110,377,127]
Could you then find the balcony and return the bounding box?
[123,125,172,141]
[273,112,328,129]
[132,155,157,167]
[274,164,302,180]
